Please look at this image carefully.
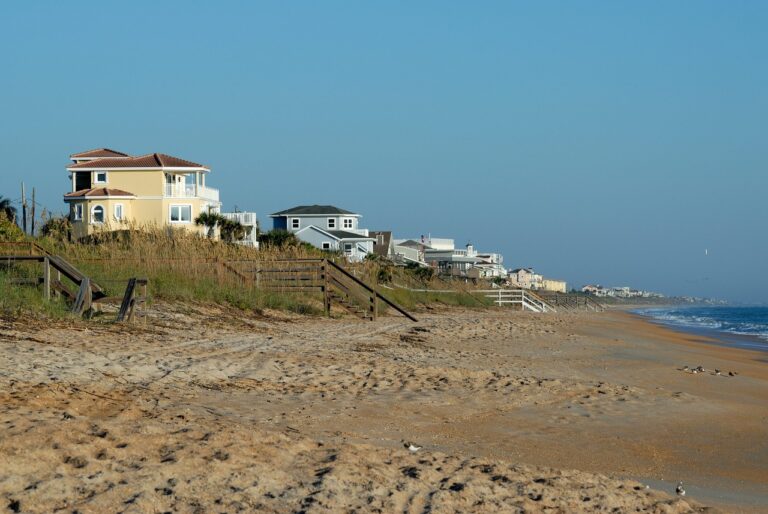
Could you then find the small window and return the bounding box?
[94,171,107,184]
[114,204,124,221]
[170,205,192,222]
[291,218,300,229]
[343,218,353,229]
[344,243,353,254]
[91,205,104,224]
[327,218,336,229]
[73,204,83,221]
[322,242,331,250]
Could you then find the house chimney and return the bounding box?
[466,242,475,256]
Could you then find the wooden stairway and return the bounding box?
[0,242,106,301]
[323,259,417,322]
[244,258,417,322]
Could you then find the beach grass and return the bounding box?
[2,229,497,318]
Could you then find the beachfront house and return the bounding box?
[370,231,395,259]
[508,268,536,289]
[270,205,375,262]
[220,211,259,247]
[64,148,221,240]
[390,239,429,267]
[541,278,568,293]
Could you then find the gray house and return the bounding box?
[270,205,374,262]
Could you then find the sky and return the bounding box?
[0,1,766,303]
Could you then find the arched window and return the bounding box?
[91,205,104,224]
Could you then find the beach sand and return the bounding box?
[1,305,765,513]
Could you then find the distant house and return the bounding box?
[391,239,428,266]
[270,205,374,262]
[220,211,259,247]
[473,252,507,279]
[370,231,394,258]
[541,278,567,293]
[64,148,221,239]
[508,268,537,289]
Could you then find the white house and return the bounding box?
[220,211,259,247]
[270,205,374,262]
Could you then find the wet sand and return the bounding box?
[1,304,765,513]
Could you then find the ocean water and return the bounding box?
[635,306,768,352]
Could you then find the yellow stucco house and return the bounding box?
[64,148,221,239]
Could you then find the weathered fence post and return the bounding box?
[43,257,50,300]
[323,260,331,317]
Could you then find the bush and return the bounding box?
[0,212,24,242]
[40,216,72,242]
[405,262,434,283]
[258,229,301,249]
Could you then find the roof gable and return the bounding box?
[64,187,136,199]
[70,148,130,159]
[270,205,357,216]
[67,153,207,170]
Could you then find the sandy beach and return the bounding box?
[1,305,766,513]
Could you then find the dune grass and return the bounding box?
[2,228,499,319]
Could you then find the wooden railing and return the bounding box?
[535,292,605,312]
[235,258,416,322]
[480,289,556,313]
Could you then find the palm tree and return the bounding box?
[0,196,16,222]
[194,211,221,239]
[219,218,245,243]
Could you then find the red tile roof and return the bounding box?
[70,148,130,159]
[68,153,208,170]
[64,188,136,198]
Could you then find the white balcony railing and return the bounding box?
[220,212,258,226]
[164,184,220,202]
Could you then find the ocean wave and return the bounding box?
[636,307,768,342]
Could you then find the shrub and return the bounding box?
[405,262,434,283]
[0,212,24,242]
[258,229,301,249]
[40,216,72,242]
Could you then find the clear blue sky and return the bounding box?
[1,1,766,302]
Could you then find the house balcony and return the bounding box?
[221,211,258,227]
[164,184,220,202]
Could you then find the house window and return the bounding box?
[291,218,300,229]
[344,243,353,254]
[170,205,192,223]
[322,242,331,250]
[327,218,336,229]
[94,171,107,184]
[73,204,83,221]
[91,205,104,224]
[114,203,124,221]
[343,218,353,229]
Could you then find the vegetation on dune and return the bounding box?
[2,223,499,319]
[0,212,24,242]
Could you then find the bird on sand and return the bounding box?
[404,442,422,452]
[714,369,721,375]
[676,481,686,496]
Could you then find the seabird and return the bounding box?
[714,369,721,375]
[676,481,686,496]
[682,366,690,372]
[404,442,422,452]
[694,366,704,373]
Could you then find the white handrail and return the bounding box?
[481,289,556,313]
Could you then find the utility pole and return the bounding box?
[31,187,36,236]
[21,182,27,234]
